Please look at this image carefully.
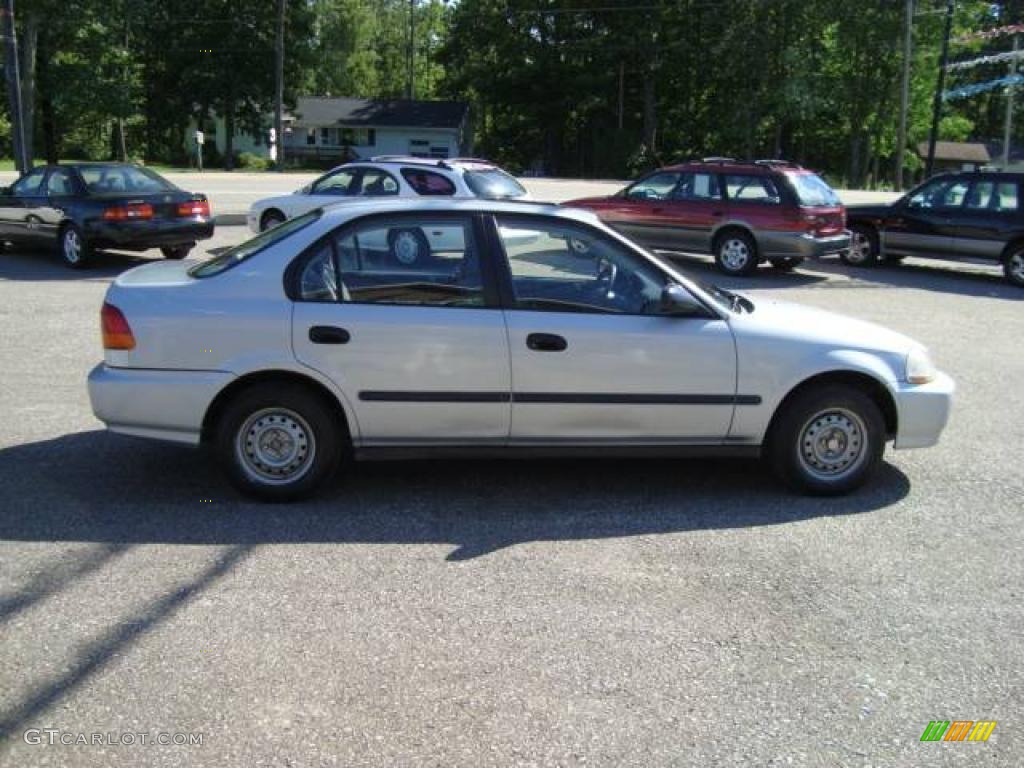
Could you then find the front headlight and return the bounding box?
[906,346,937,385]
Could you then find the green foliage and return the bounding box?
[236,151,270,171]
[8,0,1022,181]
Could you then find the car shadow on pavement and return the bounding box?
[0,247,155,281]
[0,430,911,562]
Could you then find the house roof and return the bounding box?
[289,97,468,129]
[916,141,991,163]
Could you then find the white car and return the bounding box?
[88,199,954,501]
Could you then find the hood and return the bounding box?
[734,297,918,356]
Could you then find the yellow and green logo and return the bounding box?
[920,720,997,742]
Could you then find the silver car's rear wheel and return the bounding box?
[216,383,344,501]
[235,407,316,486]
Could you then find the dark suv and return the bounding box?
[565,158,850,276]
[844,171,1024,287]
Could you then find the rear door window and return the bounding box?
[401,169,456,196]
[724,175,781,204]
[995,181,1019,212]
[674,172,722,201]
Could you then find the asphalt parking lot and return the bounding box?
[0,223,1021,767]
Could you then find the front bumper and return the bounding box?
[87,217,215,249]
[892,371,955,449]
[88,363,234,445]
[761,230,852,259]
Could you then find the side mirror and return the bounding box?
[296,184,311,195]
[660,283,706,317]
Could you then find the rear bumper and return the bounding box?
[88,363,234,445]
[892,371,955,449]
[760,230,852,259]
[86,218,215,249]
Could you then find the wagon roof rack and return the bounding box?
[369,155,449,167]
[754,158,803,168]
[700,156,737,164]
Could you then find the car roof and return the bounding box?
[318,196,598,224]
[660,159,813,175]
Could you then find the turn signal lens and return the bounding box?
[177,199,211,217]
[906,346,936,385]
[102,203,154,221]
[101,302,135,350]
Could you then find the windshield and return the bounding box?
[189,210,321,278]
[463,169,528,199]
[79,165,175,196]
[787,172,840,207]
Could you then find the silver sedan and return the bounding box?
[88,199,954,501]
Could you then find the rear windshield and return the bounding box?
[79,165,175,195]
[189,210,321,278]
[463,169,528,199]
[787,172,841,206]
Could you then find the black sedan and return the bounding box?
[842,170,1024,287]
[0,163,214,268]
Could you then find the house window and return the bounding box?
[306,128,316,146]
[321,127,333,146]
[367,128,376,147]
[429,145,450,159]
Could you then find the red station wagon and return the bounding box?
[565,158,850,276]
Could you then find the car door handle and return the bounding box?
[309,325,350,344]
[651,207,665,214]
[526,333,567,352]
[711,210,724,217]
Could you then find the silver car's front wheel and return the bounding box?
[216,383,344,501]
[768,384,885,495]
[796,407,868,482]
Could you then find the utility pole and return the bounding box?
[926,0,955,178]
[896,0,913,190]
[407,0,415,100]
[2,0,28,174]
[274,0,285,170]
[1003,34,1018,167]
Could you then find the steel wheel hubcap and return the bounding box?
[63,230,81,263]
[849,233,871,263]
[797,407,868,480]
[235,408,316,485]
[394,232,420,264]
[721,239,750,270]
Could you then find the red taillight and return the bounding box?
[102,203,154,221]
[177,199,210,218]
[101,303,135,350]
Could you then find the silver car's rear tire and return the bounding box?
[215,383,343,501]
[767,384,886,495]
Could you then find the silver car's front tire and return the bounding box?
[768,384,886,495]
[216,383,343,501]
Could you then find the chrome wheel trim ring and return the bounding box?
[720,238,750,271]
[235,407,316,486]
[1010,251,1024,282]
[848,232,872,263]
[796,407,869,482]
[63,229,81,264]
[393,231,421,264]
